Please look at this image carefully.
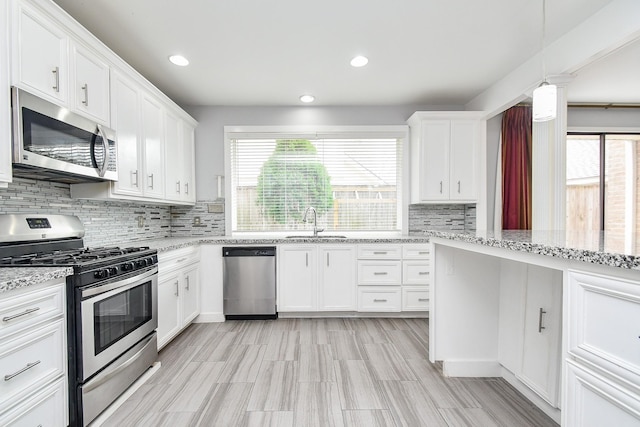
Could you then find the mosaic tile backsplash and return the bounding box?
[0,179,476,243]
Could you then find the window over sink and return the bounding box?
[225,126,406,234]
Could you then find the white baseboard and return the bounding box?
[194,312,225,323]
[441,360,502,377]
[278,311,428,319]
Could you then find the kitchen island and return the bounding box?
[426,230,640,426]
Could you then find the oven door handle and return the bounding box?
[82,333,155,393]
[81,267,157,299]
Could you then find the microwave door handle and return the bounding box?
[95,124,109,177]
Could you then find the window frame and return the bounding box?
[223,125,410,237]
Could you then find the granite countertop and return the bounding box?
[425,230,640,270]
[141,235,431,253]
[0,266,73,294]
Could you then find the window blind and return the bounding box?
[229,136,402,233]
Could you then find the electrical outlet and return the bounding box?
[193,216,201,225]
[137,216,144,228]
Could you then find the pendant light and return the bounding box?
[532,0,557,122]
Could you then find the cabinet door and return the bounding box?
[318,246,355,311]
[111,72,142,195]
[72,43,109,124]
[181,123,196,203]
[278,246,317,311]
[141,95,165,199]
[419,120,450,200]
[181,263,200,325]
[157,271,181,349]
[164,111,182,201]
[0,0,12,184]
[450,120,478,200]
[17,5,67,103]
[519,265,562,407]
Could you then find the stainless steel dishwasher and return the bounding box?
[223,246,277,319]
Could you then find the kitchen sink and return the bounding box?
[286,235,347,239]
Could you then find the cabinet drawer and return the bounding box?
[358,287,401,312]
[568,271,640,385]
[0,377,67,427]
[402,287,429,311]
[0,282,64,339]
[402,261,430,285]
[159,246,200,272]
[565,360,640,427]
[0,320,65,408]
[358,261,402,285]
[402,245,430,259]
[357,245,401,259]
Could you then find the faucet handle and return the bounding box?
[316,228,324,233]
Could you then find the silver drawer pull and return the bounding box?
[373,299,387,302]
[373,272,388,275]
[418,272,428,275]
[373,251,387,255]
[4,360,41,381]
[176,257,188,263]
[418,298,428,302]
[418,251,429,255]
[3,307,40,322]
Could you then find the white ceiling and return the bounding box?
[50,0,634,108]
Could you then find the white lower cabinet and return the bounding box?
[0,280,67,426]
[402,287,429,311]
[565,270,640,426]
[518,265,562,406]
[158,247,201,349]
[357,244,402,312]
[278,245,356,312]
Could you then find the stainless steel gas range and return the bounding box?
[0,214,158,426]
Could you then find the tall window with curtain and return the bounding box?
[502,105,533,229]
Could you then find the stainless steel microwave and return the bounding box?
[11,87,118,183]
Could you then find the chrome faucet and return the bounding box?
[303,206,323,237]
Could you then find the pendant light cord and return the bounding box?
[541,0,547,82]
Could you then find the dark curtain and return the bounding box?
[502,105,532,229]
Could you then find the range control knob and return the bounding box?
[108,266,119,276]
[146,257,155,266]
[121,262,135,272]
[94,269,109,279]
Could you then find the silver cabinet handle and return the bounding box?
[373,299,387,302]
[327,253,329,267]
[148,173,154,189]
[52,67,59,92]
[457,180,461,193]
[418,251,429,255]
[185,276,190,290]
[373,251,387,255]
[418,298,428,302]
[418,272,428,275]
[174,281,179,296]
[373,272,388,275]
[185,182,189,194]
[131,170,139,187]
[538,308,547,333]
[176,180,181,194]
[82,83,89,106]
[4,360,41,381]
[439,181,443,194]
[2,307,40,322]
[176,257,188,263]
[305,253,308,267]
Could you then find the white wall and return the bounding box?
[185,105,461,201]
[567,107,640,130]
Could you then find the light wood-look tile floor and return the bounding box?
[101,318,559,427]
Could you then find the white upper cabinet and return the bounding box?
[71,41,110,124]
[165,110,196,204]
[0,0,12,185]
[140,94,165,199]
[15,2,68,104]
[110,70,142,196]
[408,112,485,203]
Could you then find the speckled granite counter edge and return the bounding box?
[143,236,431,253]
[425,231,640,270]
[0,267,73,294]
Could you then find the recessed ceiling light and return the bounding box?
[169,55,189,66]
[350,55,369,67]
[299,95,315,103]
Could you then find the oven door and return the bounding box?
[79,267,157,381]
